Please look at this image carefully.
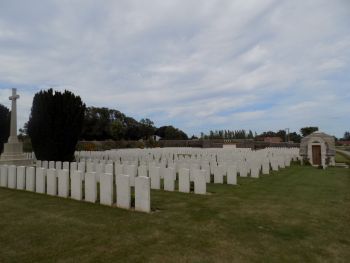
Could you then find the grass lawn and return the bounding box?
[0,165,350,263]
[336,152,350,165]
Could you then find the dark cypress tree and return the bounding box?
[27,89,86,161]
[0,104,10,153]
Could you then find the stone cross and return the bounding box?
[8,88,19,143]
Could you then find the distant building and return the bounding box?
[299,131,335,168]
[263,137,283,143]
[338,141,350,146]
[150,135,162,142]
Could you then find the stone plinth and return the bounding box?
[0,142,33,166]
[0,89,33,166]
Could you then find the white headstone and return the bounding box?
[25,166,35,191]
[63,161,70,170]
[0,165,8,187]
[16,166,25,190]
[86,162,95,173]
[58,169,69,198]
[8,165,16,189]
[42,160,48,169]
[149,166,160,190]
[117,174,131,209]
[100,173,113,206]
[125,164,137,187]
[77,162,85,172]
[35,167,46,194]
[85,172,97,203]
[47,169,57,196]
[71,170,83,200]
[227,165,237,185]
[105,163,114,175]
[135,176,151,213]
[194,170,206,195]
[250,165,260,178]
[213,166,224,184]
[201,165,211,183]
[164,168,175,191]
[179,168,190,193]
[56,161,62,170]
[262,161,270,174]
[115,164,124,177]
[138,165,148,177]
[239,162,248,177]
[49,161,55,169]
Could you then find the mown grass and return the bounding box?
[336,152,350,165]
[0,165,349,263]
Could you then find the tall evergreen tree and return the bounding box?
[28,89,86,161]
[0,104,10,153]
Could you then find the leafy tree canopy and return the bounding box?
[300,127,319,137]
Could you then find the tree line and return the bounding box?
[80,107,188,141]
[199,127,324,143]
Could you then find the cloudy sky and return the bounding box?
[0,0,349,137]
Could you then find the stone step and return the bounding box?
[335,163,349,168]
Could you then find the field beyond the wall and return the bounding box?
[0,165,349,262]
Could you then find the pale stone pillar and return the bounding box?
[8,88,19,144]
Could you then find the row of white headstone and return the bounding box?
[0,164,151,213]
[35,160,208,195]
[73,147,299,183]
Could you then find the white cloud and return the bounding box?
[0,0,349,137]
